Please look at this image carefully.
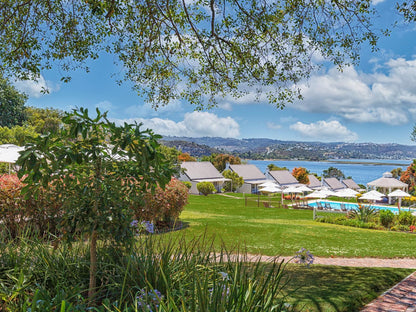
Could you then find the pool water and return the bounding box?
[308,201,414,215]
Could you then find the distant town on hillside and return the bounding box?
[161,136,416,161]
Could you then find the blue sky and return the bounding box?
[14,1,416,145]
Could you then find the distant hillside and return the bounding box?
[161,140,222,157]
[162,136,416,160]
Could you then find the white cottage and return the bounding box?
[180,161,230,194]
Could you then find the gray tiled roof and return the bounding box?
[342,179,360,190]
[269,170,299,186]
[229,164,266,181]
[181,161,224,180]
[307,175,321,188]
[324,177,346,190]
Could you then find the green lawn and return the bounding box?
[167,194,416,258]
[283,265,413,311]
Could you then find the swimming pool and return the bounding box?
[308,201,415,215]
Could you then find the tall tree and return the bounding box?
[0,75,27,127]
[322,166,345,180]
[212,153,241,172]
[292,167,309,184]
[25,106,63,134]
[17,107,174,302]
[400,160,416,195]
[0,1,383,109]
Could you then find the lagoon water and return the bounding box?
[248,159,412,185]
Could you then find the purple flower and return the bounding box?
[130,220,139,228]
[141,221,154,234]
[294,248,314,268]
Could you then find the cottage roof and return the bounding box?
[269,170,299,186]
[307,175,321,189]
[342,178,360,190]
[181,161,224,181]
[324,177,346,190]
[229,164,266,181]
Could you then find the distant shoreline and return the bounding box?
[249,159,411,167]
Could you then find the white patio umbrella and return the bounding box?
[282,186,304,194]
[0,144,25,173]
[296,185,313,193]
[259,185,282,193]
[258,181,279,188]
[388,189,412,212]
[335,188,360,198]
[305,190,329,199]
[319,187,337,197]
[360,190,385,202]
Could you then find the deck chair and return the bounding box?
[340,203,347,212]
[324,202,332,210]
[317,202,324,210]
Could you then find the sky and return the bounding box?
[14,1,416,145]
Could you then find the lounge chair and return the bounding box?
[324,202,332,210]
[340,203,347,212]
[317,202,324,210]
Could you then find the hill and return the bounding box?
[162,136,416,160]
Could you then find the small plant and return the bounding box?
[182,181,192,189]
[130,220,155,235]
[197,181,216,196]
[379,209,395,228]
[351,204,377,223]
[398,211,414,226]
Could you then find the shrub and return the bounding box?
[135,178,189,224]
[379,209,395,228]
[398,211,414,226]
[182,181,192,189]
[197,182,216,196]
[0,174,62,238]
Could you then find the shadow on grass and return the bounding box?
[283,265,413,312]
[155,220,190,234]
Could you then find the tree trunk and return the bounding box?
[88,229,98,302]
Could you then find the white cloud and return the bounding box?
[267,122,281,130]
[290,120,358,142]
[289,58,416,125]
[13,75,59,98]
[96,100,112,111]
[113,111,240,138]
[125,100,183,118]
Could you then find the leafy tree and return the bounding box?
[25,106,63,134]
[0,1,382,109]
[391,167,403,179]
[400,160,416,194]
[159,144,181,170]
[222,169,244,192]
[178,152,196,162]
[292,167,309,184]
[197,182,216,196]
[322,166,345,180]
[17,107,174,302]
[0,125,38,145]
[212,154,241,172]
[267,164,288,171]
[0,75,27,127]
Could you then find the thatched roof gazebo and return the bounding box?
[367,172,408,204]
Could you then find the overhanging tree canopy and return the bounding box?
[0,0,384,108]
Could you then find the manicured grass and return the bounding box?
[166,194,416,258]
[283,265,413,311]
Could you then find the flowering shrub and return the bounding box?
[0,174,62,238]
[410,225,416,232]
[133,178,189,224]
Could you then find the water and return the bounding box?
[308,200,414,215]
[248,159,412,185]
